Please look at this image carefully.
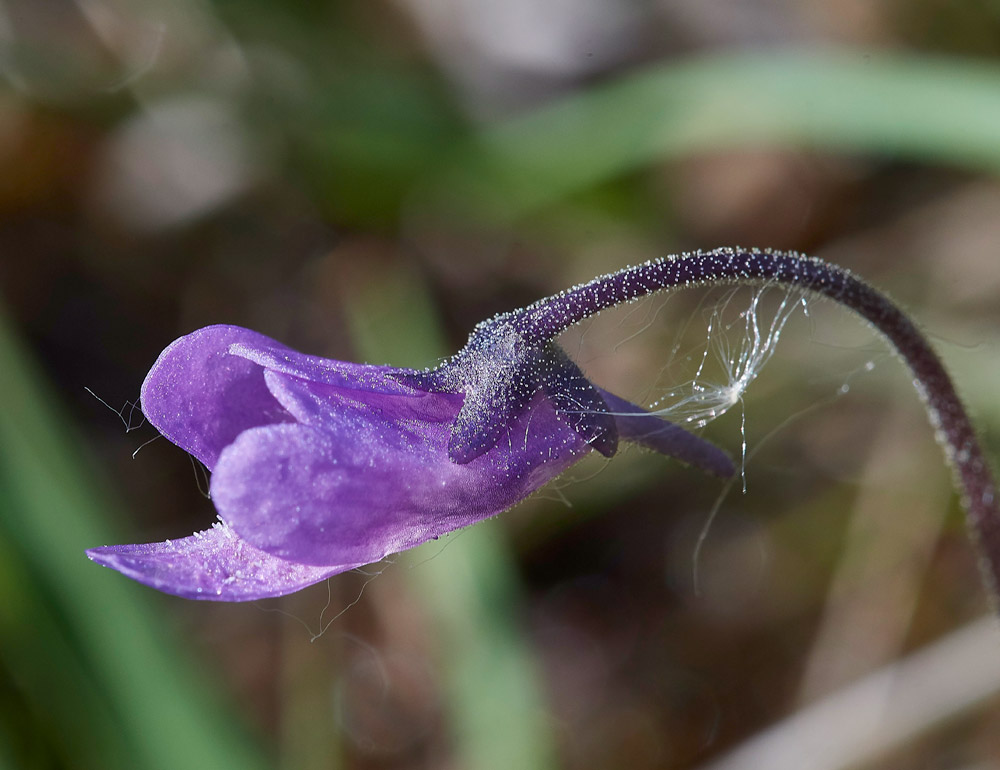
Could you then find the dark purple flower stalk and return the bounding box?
[88,247,1000,605]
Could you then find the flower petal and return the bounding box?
[228,340,416,396]
[85,521,358,601]
[140,325,297,469]
[262,369,462,427]
[211,375,589,566]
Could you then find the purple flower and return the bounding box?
[88,323,732,601]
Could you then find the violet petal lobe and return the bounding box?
[228,339,416,396]
[85,521,361,601]
[261,368,462,427]
[210,372,590,566]
[140,325,298,470]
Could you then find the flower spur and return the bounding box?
[87,248,1000,606]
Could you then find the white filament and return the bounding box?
[649,284,807,429]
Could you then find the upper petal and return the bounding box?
[228,339,417,396]
[86,520,359,601]
[211,375,589,567]
[140,325,298,469]
[262,369,462,427]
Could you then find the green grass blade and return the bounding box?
[422,49,1000,220]
[341,264,558,770]
[0,306,271,770]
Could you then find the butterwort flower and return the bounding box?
[88,248,1000,606]
[87,322,732,601]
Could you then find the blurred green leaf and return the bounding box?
[0,306,271,770]
[293,68,467,226]
[408,528,558,770]
[421,49,1000,220]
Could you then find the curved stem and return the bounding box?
[523,247,1000,601]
